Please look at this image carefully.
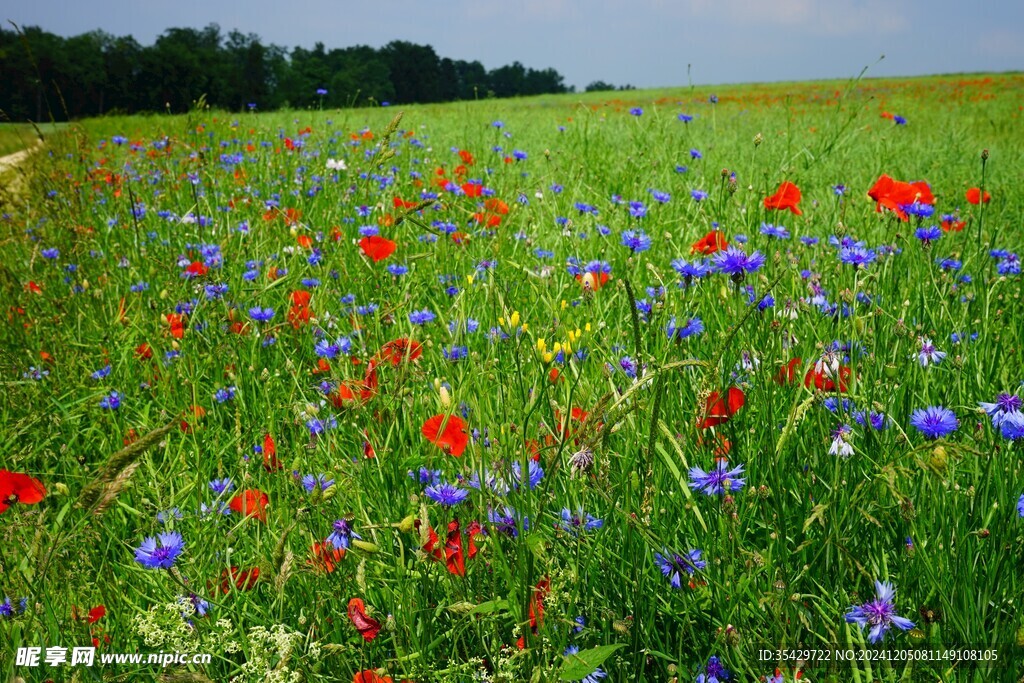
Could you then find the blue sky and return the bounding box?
[2,0,1021,90]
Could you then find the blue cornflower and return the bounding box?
[563,646,607,683]
[314,339,341,359]
[845,581,915,643]
[854,410,887,431]
[654,548,706,588]
[208,478,234,496]
[711,246,767,280]
[620,229,652,253]
[708,94,718,104]
[833,184,846,196]
[696,656,730,683]
[619,356,638,378]
[689,461,745,495]
[629,107,643,116]
[666,316,704,341]
[1018,493,1024,517]
[559,508,604,533]
[409,309,435,325]
[316,88,328,96]
[412,468,443,486]
[978,393,1022,427]
[204,283,228,300]
[650,190,671,204]
[627,201,647,219]
[443,345,469,361]
[1001,413,1024,440]
[91,365,112,380]
[678,113,693,123]
[326,518,361,549]
[838,246,877,269]
[910,406,958,439]
[760,223,790,239]
[135,531,184,569]
[512,460,544,489]
[248,307,275,322]
[488,506,526,536]
[893,115,907,125]
[914,225,942,244]
[690,148,703,159]
[424,481,470,507]
[302,474,335,492]
[904,201,934,219]
[1,596,25,617]
[41,248,59,259]
[917,338,946,367]
[671,258,711,283]
[690,189,709,202]
[214,386,236,403]
[387,263,408,277]
[99,390,121,410]
[997,253,1020,275]
[935,257,962,271]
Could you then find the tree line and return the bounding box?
[0,24,629,121]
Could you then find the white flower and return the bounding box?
[326,158,347,171]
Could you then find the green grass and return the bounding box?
[2,72,1024,683]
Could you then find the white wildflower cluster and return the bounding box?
[133,602,199,651]
[233,624,303,683]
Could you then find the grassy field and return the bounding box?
[2,72,1024,683]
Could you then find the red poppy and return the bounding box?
[461,182,484,198]
[167,313,186,339]
[458,149,475,165]
[466,521,483,559]
[309,542,346,573]
[941,216,965,232]
[353,671,393,683]
[185,260,208,277]
[288,290,312,329]
[966,187,991,204]
[25,281,43,294]
[773,357,803,385]
[347,598,382,642]
[867,174,934,221]
[691,230,728,255]
[421,523,443,562]
[484,198,509,215]
[698,388,745,429]
[576,271,610,291]
[804,365,851,392]
[229,489,269,522]
[360,236,397,262]
[0,470,47,513]
[377,338,423,366]
[528,577,550,633]
[421,414,470,457]
[445,519,465,576]
[451,232,470,245]
[135,343,153,360]
[262,433,281,471]
[216,566,260,593]
[764,181,803,215]
[88,605,107,624]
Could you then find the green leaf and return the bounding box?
[559,643,625,681]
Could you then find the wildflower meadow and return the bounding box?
[2,72,1024,682]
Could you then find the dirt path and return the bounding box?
[0,141,43,176]
[0,141,44,204]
